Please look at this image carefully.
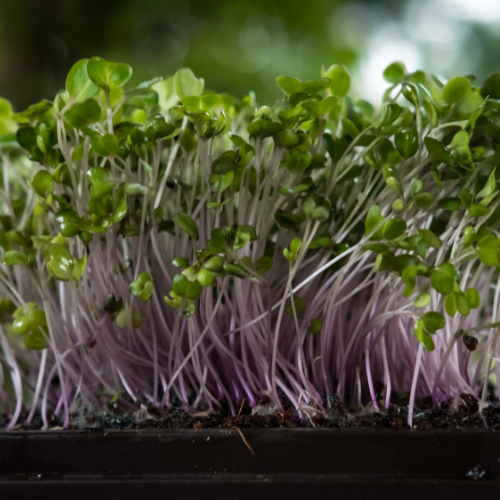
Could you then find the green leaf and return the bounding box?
[85,196,106,218]
[470,205,490,218]
[321,64,350,97]
[414,292,431,308]
[476,167,496,199]
[45,244,74,282]
[365,205,385,240]
[311,206,330,222]
[14,313,48,347]
[128,77,163,93]
[482,72,500,99]
[228,133,247,147]
[173,257,190,268]
[414,319,435,351]
[113,194,128,223]
[465,288,480,309]
[395,131,418,159]
[207,229,227,254]
[285,296,306,318]
[2,250,27,266]
[103,294,124,313]
[87,56,132,91]
[66,59,100,104]
[373,103,401,128]
[72,254,87,281]
[304,96,338,116]
[422,101,437,128]
[445,292,457,317]
[247,119,283,139]
[223,262,247,279]
[152,76,179,113]
[86,167,114,199]
[32,170,54,198]
[383,218,406,240]
[276,76,302,96]
[309,233,333,249]
[124,183,148,196]
[126,89,159,110]
[233,225,258,251]
[477,234,500,266]
[280,152,311,173]
[185,281,203,300]
[402,84,418,106]
[422,311,446,333]
[173,274,189,297]
[374,251,395,272]
[402,265,418,297]
[437,197,461,211]
[413,192,435,208]
[463,227,475,247]
[109,390,124,404]
[173,68,204,99]
[443,77,471,104]
[386,177,402,196]
[276,126,301,145]
[274,209,306,231]
[91,134,119,156]
[149,117,175,139]
[197,268,215,287]
[116,307,143,329]
[383,62,406,83]
[16,126,37,151]
[418,229,442,249]
[466,97,487,133]
[430,262,458,295]
[25,330,49,350]
[363,243,388,253]
[392,199,405,212]
[341,118,359,139]
[64,99,101,129]
[201,94,221,109]
[256,256,273,275]
[451,130,469,149]
[209,171,234,193]
[283,237,302,263]
[478,191,498,208]
[203,256,224,272]
[276,76,329,96]
[53,163,74,188]
[12,100,52,122]
[455,292,470,316]
[174,212,198,239]
[424,137,453,166]
[129,272,154,301]
[307,318,323,334]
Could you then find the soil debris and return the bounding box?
[3,393,500,431]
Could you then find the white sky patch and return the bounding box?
[357,28,423,103]
[442,0,500,24]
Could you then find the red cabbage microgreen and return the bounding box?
[0,58,499,430]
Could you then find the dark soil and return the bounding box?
[4,393,500,431]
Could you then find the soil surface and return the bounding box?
[3,393,500,431]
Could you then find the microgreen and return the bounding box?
[0,57,499,430]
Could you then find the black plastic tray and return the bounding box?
[0,428,498,498]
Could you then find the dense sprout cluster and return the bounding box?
[0,57,500,429]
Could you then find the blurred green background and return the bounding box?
[1,0,500,110]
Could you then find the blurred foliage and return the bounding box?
[0,0,351,109]
[1,0,500,110]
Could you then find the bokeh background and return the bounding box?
[1,0,499,110]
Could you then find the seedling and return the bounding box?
[0,58,499,429]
